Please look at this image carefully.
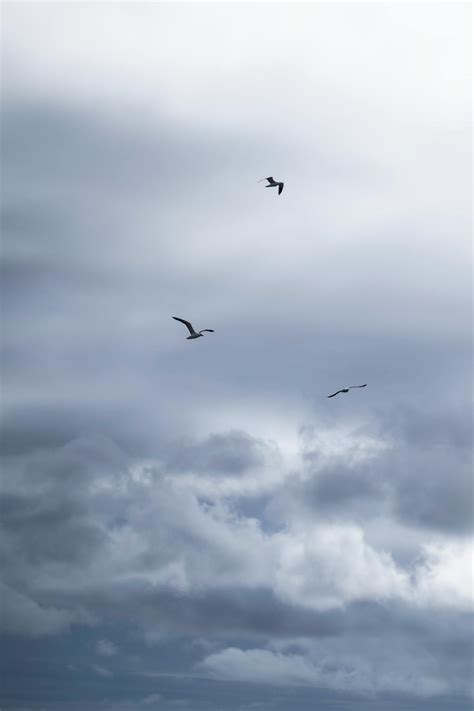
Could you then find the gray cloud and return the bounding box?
[164,431,274,475]
[1,434,472,702]
[0,584,81,638]
[1,3,472,710]
[269,405,473,536]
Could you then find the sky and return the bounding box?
[0,2,472,710]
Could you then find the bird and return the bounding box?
[172,316,214,340]
[327,384,367,398]
[258,176,284,195]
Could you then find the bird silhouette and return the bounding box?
[172,317,214,340]
[327,384,367,398]
[258,176,284,195]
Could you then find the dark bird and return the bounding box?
[327,384,367,398]
[172,316,214,340]
[258,176,284,195]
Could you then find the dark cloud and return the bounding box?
[164,431,273,475]
[1,493,106,565]
[1,99,246,201]
[276,405,473,536]
[0,432,473,708]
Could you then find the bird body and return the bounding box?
[258,176,284,195]
[327,384,367,398]
[172,316,214,340]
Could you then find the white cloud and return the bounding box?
[198,645,449,696]
[273,523,409,611]
[4,4,469,132]
[413,540,474,611]
[2,434,472,627]
[198,647,316,687]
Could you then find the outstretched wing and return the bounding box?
[199,329,214,333]
[327,390,343,398]
[348,384,367,389]
[278,182,284,194]
[172,316,196,336]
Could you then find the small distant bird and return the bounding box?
[258,176,284,195]
[172,316,214,340]
[327,384,367,398]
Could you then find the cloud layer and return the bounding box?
[1,3,472,710]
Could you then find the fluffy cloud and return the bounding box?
[1,430,471,627]
[0,428,472,706]
[273,523,409,611]
[413,540,474,611]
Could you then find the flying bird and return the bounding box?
[172,316,214,340]
[327,384,367,398]
[258,176,284,195]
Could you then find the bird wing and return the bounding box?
[199,329,214,333]
[266,176,276,185]
[172,316,196,335]
[348,384,367,389]
[327,390,343,398]
[278,182,284,194]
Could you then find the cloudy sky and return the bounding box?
[1,2,472,710]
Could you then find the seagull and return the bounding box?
[172,316,214,340]
[258,176,284,195]
[327,384,367,398]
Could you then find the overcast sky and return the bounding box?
[1,3,472,710]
